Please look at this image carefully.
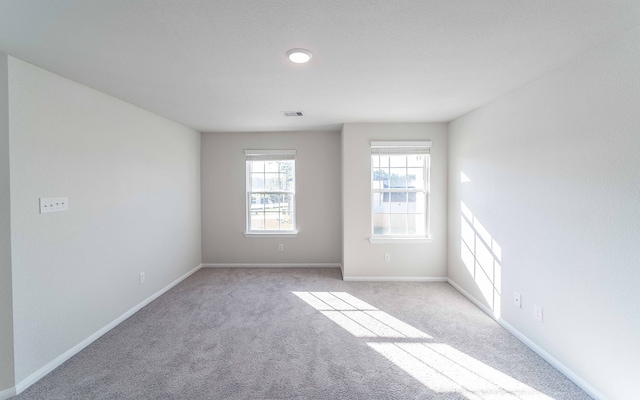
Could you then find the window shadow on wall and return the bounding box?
[459,196,502,319]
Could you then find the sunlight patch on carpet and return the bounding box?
[294,290,553,399]
[293,291,432,339]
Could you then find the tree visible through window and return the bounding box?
[245,150,296,233]
[371,142,430,237]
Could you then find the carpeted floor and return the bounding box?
[14,268,591,399]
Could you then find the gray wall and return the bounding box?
[201,131,341,264]
[342,123,448,279]
[2,28,637,399]
[8,57,202,384]
[0,53,14,394]
[448,28,640,399]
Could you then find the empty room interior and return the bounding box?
[1,1,639,399]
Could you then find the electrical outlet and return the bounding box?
[139,272,145,284]
[384,253,391,263]
[534,305,543,322]
[278,244,284,252]
[513,292,521,308]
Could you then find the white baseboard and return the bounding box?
[498,319,604,400]
[0,387,16,400]
[446,278,496,317]
[343,276,448,282]
[13,264,203,396]
[446,278,605,400]
[202,263,341,268]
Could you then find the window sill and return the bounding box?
[369,237,432,244]
[244,232,298,238]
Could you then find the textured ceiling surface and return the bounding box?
[1,0,639,132]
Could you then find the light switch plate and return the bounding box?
[513,292,521,308]
[40,197,68,213]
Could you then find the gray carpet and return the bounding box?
[14,268,590,399]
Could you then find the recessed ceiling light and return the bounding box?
[286,48,312,64]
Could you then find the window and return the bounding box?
[371,141,430,241]
[245,150,296,235]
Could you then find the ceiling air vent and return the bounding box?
[281,111,304,117]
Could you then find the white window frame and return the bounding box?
[369,141,431,244]
[244,149,297,237]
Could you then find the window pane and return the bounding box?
[279,161,295,191]
[264,173,279,191]
[261,211,277,230]
[252,161,265,173]
[407,168,424,190]
[273,194,285,213]
[372,168,389,189]
[286,194,295,209]
[389,192,407,214]
[373,214,390,235]
[410,192,426,213]
[279,218,293,231]
[390,214,407,234]
[250,193,267,206]
[389,155,406,168]
[265,161,279,172]
[271,194,293,231]
[279,173,291,191]
[378,155,390,168]
[251,173,265,191]
[407,214,426,235]
[407,215,417,234]
[389,168,407,188]
[372,192,389,213]
[371,193,389,214]
[250,215,265,230]
[279,161,294,178]
[249,193,266,231]
[279,195,293,230]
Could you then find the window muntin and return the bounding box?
[246,150,296,233]
[371,142,430,238]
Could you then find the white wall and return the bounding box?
[8,57,202,384]
[0,53,14,394]
[342,123,448,279]
[448,29,640,399]
[201,131,341,264]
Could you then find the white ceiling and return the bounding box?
[1,1,639,133]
